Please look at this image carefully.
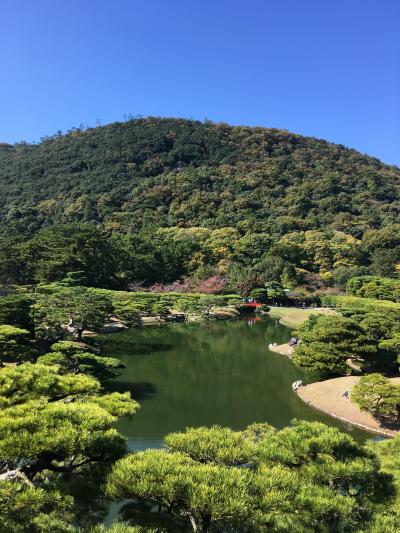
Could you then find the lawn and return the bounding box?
[267,306,335,329]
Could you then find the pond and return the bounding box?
[102,315,370,448]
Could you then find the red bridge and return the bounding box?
[242,300,262,308]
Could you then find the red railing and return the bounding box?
[243,301,262,308]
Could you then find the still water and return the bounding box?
[102,315,370,448]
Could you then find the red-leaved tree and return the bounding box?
[195,276,225,294]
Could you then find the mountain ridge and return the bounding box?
[0,117,399,237]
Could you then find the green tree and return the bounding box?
[0,294,35,334]
[252,254,289,283]
[177,296,226,318]
[379,335,400,371]
[197,295,226,317]
[151,301,171,318]
[353,374,400,422]
[106,449,255,533]
[293,315,376,374]
[234,233,272,262]
[106,421,387,532]
[92,525,157,533]
[0,325,31,366]
[367,435,400,532]
[264,281,286,303]
[347,276,400,302]
[0,363,100,408]
[225,264,262,296]
[0,481,75,533]
[24,224,122,287]
[111,299,142,326]
[38,351,124,381]
[258,419,384,498]
[61,270,89,286]
[37,340,124,381]
[370,249,400,278]
[36,287,113,340]
[165,426,256,466]
[0,397,137,482]
[0,236,28,285]
[249,288,268,303]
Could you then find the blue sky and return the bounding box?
[1,0,399,165]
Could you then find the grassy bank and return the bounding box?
[268,306,335,328]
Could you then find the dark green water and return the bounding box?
[102,316,370,448]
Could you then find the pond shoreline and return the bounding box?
[296,376,400,438]
[102,315,372,449]
[268,342,294,357]
[265,309,397,437]
[99,310,373,443]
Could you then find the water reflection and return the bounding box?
[101,316,370,449]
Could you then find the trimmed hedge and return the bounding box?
[322,294,400,313]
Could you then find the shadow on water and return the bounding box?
[102,316,372,449]
[102,340,174,356]
[106,380,157,401]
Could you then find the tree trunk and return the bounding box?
[188,513,198,532]
[74,327,84,341]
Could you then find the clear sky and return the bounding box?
[1,0,399,165]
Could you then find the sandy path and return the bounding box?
[297,376,400,437]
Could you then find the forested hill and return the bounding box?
[0,117,399,237]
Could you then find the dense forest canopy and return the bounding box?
[1,117,399,235]
[1,117,400,290]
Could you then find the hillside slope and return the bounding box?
[0,117,399,237]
